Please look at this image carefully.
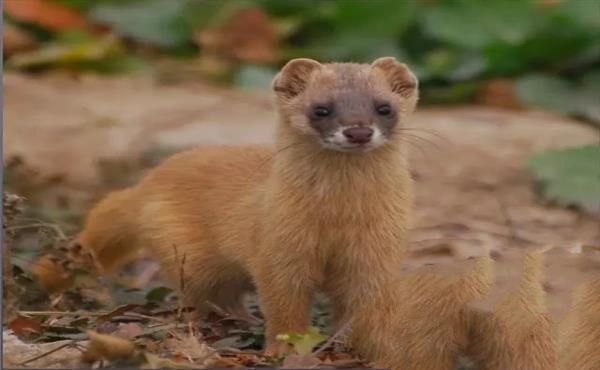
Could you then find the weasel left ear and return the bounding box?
[371,57,418,98]
[272,58,322,100]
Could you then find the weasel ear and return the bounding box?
[272,58,322,99]
[371,57,418,98]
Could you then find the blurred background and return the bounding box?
[4,0,600,110]
[2,1,600,367]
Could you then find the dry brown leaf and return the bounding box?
[3,23,37,57]
[478,78,522,110]
[142,352,199,369]
[8,316,42,339]
[281,353,321,369]
[195,8,278,63]
[163,333,217,366]
[4,0,88,32]
[115,322,145,339]
[83,330,137,362]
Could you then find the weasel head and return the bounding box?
[272,57,419,153]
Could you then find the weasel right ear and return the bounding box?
[371,57,418,99]
[272,58,322,100]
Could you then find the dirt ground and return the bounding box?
[3,71,599,367]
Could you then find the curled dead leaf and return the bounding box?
[3,23,37,57]
[83,330,137,363]
[4,0,89,32]
[195,8,278,64]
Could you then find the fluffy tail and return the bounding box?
[77,188,144,275]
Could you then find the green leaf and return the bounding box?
[303,33,406,63]
[556,0,600,30]
[234,65,278,91]
[516,72,600,126]
[329,0,417,37]
[515,74,575,114]
[528,145,600,215]
[276,326,327,355]
[423,0,539,49]
[90,0,193,48]
[145,286,173,303]
[577,71,600,124]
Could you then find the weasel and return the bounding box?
[71,57,419,355]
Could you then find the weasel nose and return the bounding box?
[343,127,374,144]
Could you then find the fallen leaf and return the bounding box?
[163,333,217,365]
[478,78,521,110]
[143,352,201,369]
[8,316,42,339]
[115,323,145,339]
[83,330,137,362]
[4,0,88,32]
[281,354,321,369]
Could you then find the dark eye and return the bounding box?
[376,104,392,116]
[313,106,332,118]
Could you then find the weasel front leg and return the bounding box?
[254,241,319,356]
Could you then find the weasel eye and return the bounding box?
[313,106,332,118]
[376,104,392,116]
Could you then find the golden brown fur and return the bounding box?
[72,57,419,357]
[466,248,557,370]
[558,280,600,370]
[362,256,494,370]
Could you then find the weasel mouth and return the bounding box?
[321,140,381,153]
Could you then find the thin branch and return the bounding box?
[18,310,109,317]
[121,312,172,325]
[7,222,68,240]
[19,340,78,365]
[313,322,351,356]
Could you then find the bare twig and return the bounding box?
[313,322,351,356]
[19,340,78,365]
[19,310,109,317]
[7,222,68,240]
[122,312,172,325]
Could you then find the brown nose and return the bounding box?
[343,127,374,144]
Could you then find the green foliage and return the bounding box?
[90,0,194,48]
[517,72,600,126]
[528,145,600,215]
[422,0,539,49]
[276,326,327,355]
[6,30,148,73]
[145,286,173,303]
[4,0,600,118]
